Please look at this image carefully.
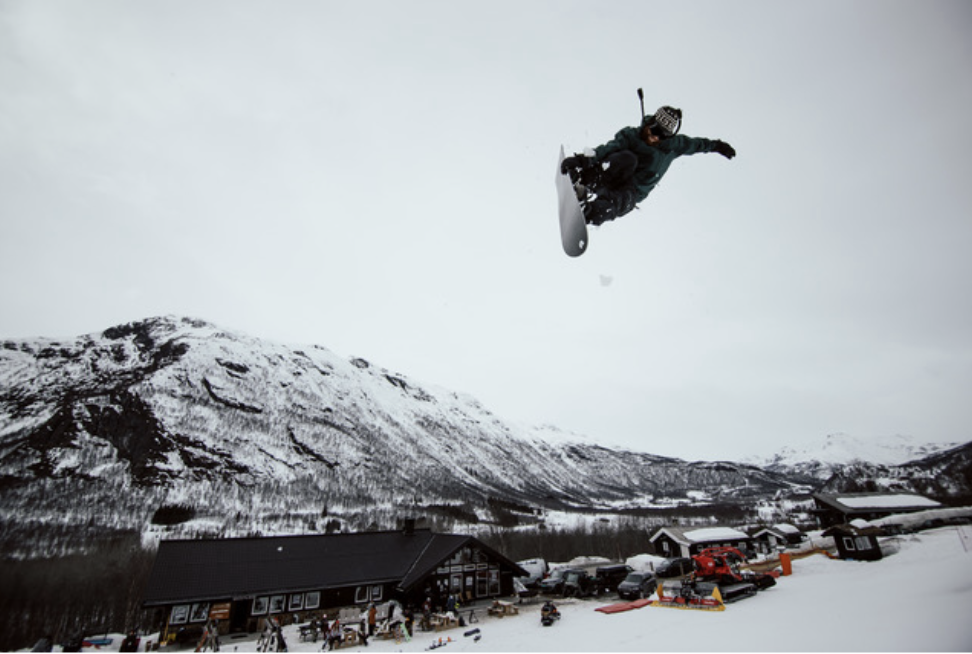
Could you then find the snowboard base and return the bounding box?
[556,146,589,257]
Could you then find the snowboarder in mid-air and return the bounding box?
[561,90,736,227]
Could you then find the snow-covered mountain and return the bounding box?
[1,316,807,557]
[746,432,960,480]
[2,317,970,559]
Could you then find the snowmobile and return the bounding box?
[540,601,561,626]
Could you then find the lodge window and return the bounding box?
[252,597,269,616]
[289,594,303,611]
[189,603,209,622]
[355,584,383,604]
[842,537,856,551]
[169,605,189,625]
[855,537,871,550]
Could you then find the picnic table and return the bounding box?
[487,600,519,617]
[430,613,459,631]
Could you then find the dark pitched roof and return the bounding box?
[142,529,526,607]
[812,492,941,515]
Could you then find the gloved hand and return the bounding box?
[713,140,736,160]
[561,154,587,174]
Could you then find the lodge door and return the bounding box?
[450,572,463,599]
[231,600,249,632]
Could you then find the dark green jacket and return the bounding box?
[593,126,720,204]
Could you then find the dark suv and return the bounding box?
[561,568,598,597]
[655,557,695,579]
[617,571,658,600]
[595,564,634,594]
[539,567,568,595]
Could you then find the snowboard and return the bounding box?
[556,146,589,257]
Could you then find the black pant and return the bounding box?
[585,151,639,225]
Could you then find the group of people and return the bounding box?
[294,600,413,651]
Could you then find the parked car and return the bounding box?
[539,567,568,595]
[561,568,598,597]
[617,571,658,600]
[595,564,634,594]
[655,557,695,579]
[517,557,548,588]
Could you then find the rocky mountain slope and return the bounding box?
[747,432,961,481]
[1,316,968,558]
[815,440,972,498]
[0,317,803,556]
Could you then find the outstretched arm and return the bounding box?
[667,134,736,159]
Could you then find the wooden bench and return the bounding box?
[487,600,519,618]
[298,624,320,642]
[327,627,361,650]
[430,613,459,631]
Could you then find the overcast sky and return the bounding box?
[2,0,971,461]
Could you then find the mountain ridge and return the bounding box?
[2,316,969,558]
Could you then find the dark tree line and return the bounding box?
[0,533,156,652]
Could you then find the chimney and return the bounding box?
[402,518,416,536]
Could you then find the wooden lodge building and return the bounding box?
[811,492,942,528]
[141,526,527,638]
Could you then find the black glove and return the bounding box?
[561,154,586,174]
[712,140,736,160]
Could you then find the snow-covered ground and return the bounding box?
[29,526,970,652]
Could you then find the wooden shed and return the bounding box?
[823,522,884,561]
[751,523,808,554]
[649,526,753,558]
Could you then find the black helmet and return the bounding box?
[643,106,682,137]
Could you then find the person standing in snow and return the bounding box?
[561,104,736,226]
[367,603,377,637]
[326,618,342,651]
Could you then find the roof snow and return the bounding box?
[837,494,941,509]
[773,523,801,534]
[682,527,749,542]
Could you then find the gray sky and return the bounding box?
[2,0,971,461]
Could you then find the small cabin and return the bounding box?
[649,526,753,559]
[823,522,884,561]
[751,523,808,554]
